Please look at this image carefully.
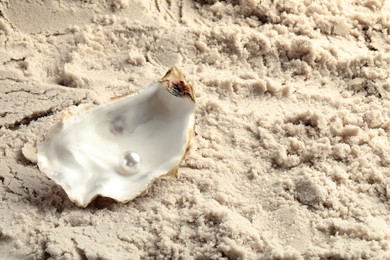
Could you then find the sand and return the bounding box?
[0,0,389,259]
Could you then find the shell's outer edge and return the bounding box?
[160,67,196,102]
[136,164,180,199]
[111,67,195,102]
[38,67,196,208]
[61,111,73,123]
[70,196,91,208]
[109,91,135,101]
[59,66,194,125]
[60,104,93,125]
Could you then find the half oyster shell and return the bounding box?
[37,67,196,207]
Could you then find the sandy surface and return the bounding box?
[1,0,390,259]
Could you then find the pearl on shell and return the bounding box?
[119,151,141,175]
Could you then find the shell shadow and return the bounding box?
[29,185,120,212]
[87,196,117,209]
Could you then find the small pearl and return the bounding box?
[119,151,141,175]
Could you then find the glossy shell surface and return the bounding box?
[37,67,196,207]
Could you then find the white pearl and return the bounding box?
[119,151,141,175]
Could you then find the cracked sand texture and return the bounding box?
[0,0,390,259]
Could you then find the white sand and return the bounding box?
[0,0,390,258]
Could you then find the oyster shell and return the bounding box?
[37,67,196,207]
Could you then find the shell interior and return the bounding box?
[37,68,195,207]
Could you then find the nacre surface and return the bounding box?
[37,67,196,207]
